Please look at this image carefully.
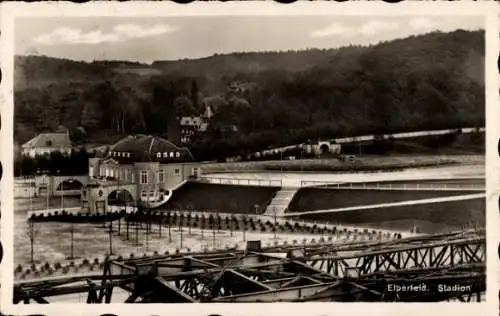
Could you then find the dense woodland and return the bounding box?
[15,30,485,161]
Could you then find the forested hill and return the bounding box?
[15,29,485,160]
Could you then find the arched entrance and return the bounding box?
[320,144,330,154]
[56,179,84,191]
[107,189,135,205]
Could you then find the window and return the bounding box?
[126,170,131,182]
[192,168,199,177]
[140,170,148,184]
[127,153,131,158]
[158,169,165,183]
[170,152,174,158]
[163,152,168,158]
[131,172,135,183]
[174,168,180,175]
[175,152,180,158]
[141,191,147,197]
[46,140,52,146]
[156,152,161,158]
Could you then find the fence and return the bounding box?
[300,181,484,191]
[15,178,36,185]
[199,176,283,187]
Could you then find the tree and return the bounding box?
[13,30,485,160]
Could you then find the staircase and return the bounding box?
[264,188,298,217]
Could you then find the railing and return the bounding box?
[300,181,484,191]
[15,178,36,184]
[198,176,282,187]
[235,127,485,161]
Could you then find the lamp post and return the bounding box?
[57,170,64,210]
[212,225,216,249]
[29,178,33,213]
[280,149,283,187]
[273,207,277,240]
[243,216,246,242]
[69,217,75,259]
[36,169,50,209]
[108,217,113,255]
[28,220,36,264]
[180,218,183,249]
[168,211,172,243]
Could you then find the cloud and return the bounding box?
[311,20,400,38]
[359,20,399,36]
[311,23,355,38]
[408,17,438,31]
[33,23,177,45]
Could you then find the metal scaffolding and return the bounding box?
[14,229,485,303]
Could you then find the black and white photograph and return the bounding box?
[0,2,497,314]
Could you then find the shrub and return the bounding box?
[15,265,23,273]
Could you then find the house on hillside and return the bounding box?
[179,105,214,145]
[21,132,72,158]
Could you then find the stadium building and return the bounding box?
[82,135,201,213]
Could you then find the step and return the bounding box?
[264,188,299,217]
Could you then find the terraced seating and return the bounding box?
[287,188,476,213]
[296,197,485,234]
[163,182,280,215]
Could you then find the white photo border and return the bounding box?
[1,1,499,315]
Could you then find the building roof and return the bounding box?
[180,116,202,126]
[22,133,72,149]
[106,134,194,163]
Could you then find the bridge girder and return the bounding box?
[13,230,485,304]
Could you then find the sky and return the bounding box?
[15,15,484,63]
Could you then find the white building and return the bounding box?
[21,132,72,158]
